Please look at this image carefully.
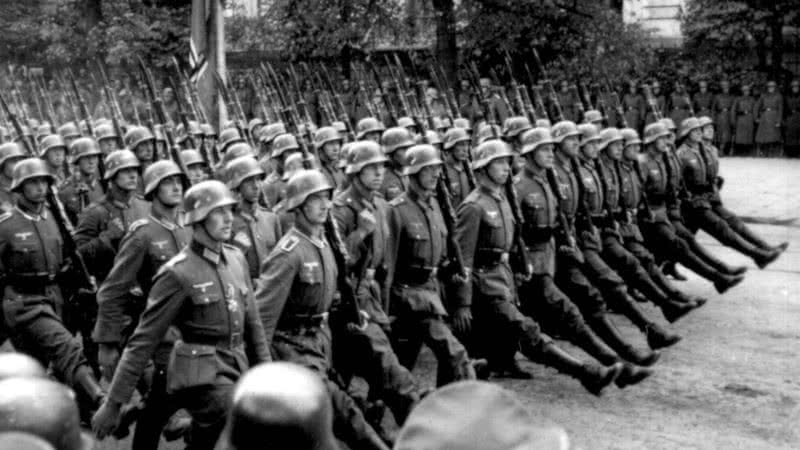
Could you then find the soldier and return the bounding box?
[676,118,783,268]
[57,122,81,149]
[215,362,340,450]
[754,80,783,157]
[638,122,745,292]
[0,142,26,213]
[92,180,271,449]
[255,170,389,450]
[314,126,346,190]
[38,134,69,185]
[95,122,121,156]
[551,121,680,356]
[442,127,473,207]
[181,148,210,185]
[785,80,800,158]
[622,82,645,132]
[731,84,756,156]
[260,133,300,208]
[356,117,386,143]
[380,127,414,201]
[58,137,105,224]
[693,80,713,118]
[397,116,419,141]
[218,128,245,156]
[383,145,476,386]
[668,83,692,128]
[201,123,218,158]
[583,109,603,127]
[712,80,735,156]
[479,78,509,124]
[0,158,105,417]
[123,126,156,174]
[226,156,282,282]
[453,139,625,394]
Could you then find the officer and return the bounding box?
[693,80,713,118]
[515,127,654,387]
[314,126,346,190]
[712,80,735,155]
[92,180,271,449]
[58,137,105,224]
[0,142,26,212]
[0,352,47,380]
[181,148,210,185]
[676,118,782,268]
[379,127,414,201]
[332,141,422,428]
[226,156,282,282]
[754,81,783,157]
[356,117,386,143]
[551,121,679,356]
[215,362,340,450]
[93,159,190,449]
[262,133,300,208]
[38,134,69,185]
[95,122,121,155]
[442,127,473,207]
[731,84,756,156]
[453,139,624,394]
[256,169,389,450]
[668,83,692,127]
[621,81,644,132]
[0,158,105,416]
[638,122,745,292]
[593,127,699,321]
[0,377,94,450]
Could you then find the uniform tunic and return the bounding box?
[693,91,713,118]
[669,92,692,127]
[230,204,282,282]
[380,168,407,202]
[755,92,783,144]
[784,93,800,149]
[731,95,756,145]
[443,158,471,207]
[58,173,104,224]
[622,93,645,131]
[712,92,735,145]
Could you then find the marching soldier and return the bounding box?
[314,126,346,190]
[785,79,800,158]
[556,81,576,123]
[356,117,386,143]
[383,145,476,386]
[123,126,156,174]
[262,133,301,208]
[0,142,26,213]
[731,84,756,156]
[442,127,473,207]
[479,78,509,124]
[95,123,121,156]
[38,134,69,185]
[712,80,735,156]
[0,158,105,418]
[255,169,390,450]
[226,156,282,282]
[92,180,271,449]
[93,160,190,449]
[379,127,414,201]
[693,80,713,118]
[754,80,783,157]
[181,148,210,185]
[57,122,81,149]
[453,139,624,394]
[58,137,105,224]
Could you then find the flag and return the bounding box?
[190,0,225,130]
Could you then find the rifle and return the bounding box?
[383,54,411,117]
[0,89,95,292]
[54,71,81,131]
[503,51,527,118]
[365,59,397,125]
[212,70,250,146]
[288,63,314,126]
[247,71,273,123]
[488,67,514,117]
[32,73,56,130]
[96,60,126,148]
[569,84,585,121]
[531,49,565,122]
[67,69,95,137]
[641,84,663,122]
[166,73,196,150]
[26,72,45,124]
[320,64,356,138]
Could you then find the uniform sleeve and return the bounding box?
[453,201,482,308]
[107,269,186,404]
[242,265,271,364]
[333,204,366,268]
[74,206,114,264]
[92,230,148,344]
[254,249,297,347]
[381,206,402,309]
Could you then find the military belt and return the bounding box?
[396,265,438,285]
[475,249,509,269]
[279,312,329,333]
[186,332,243,350]
[6,272,58,295]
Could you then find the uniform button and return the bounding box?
[191,350,197,355]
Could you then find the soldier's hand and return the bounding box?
[98,344,120,381]
[92,399,122,439]
[452,306,472,335]
[102,218,126,244]
[357,209,377,235]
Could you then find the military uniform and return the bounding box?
[754,91,783,156]
[380,168,406,201]
[256,225,389,449]
[320,161,346,192]
[261,172,287,208]
[230,204,282,282]
[693,90,713,118]
[107,236,270,450]
[644,92,667,127]
[58,174,104,225]
[0,178,14,213]
[668,92,692,128]
[443,159,471,207]
[622,92,645,132]
[731,93,756,155]
[785,89,800,157]
[383,189,474,385]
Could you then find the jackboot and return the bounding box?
[687,239,747,276]
[609,290,682,349]
[537,342,623,396]
[615,363,654,388]
[74,364,106,426]
[662,261,687,281]
[723,229,780,269]
[651,269,707,307]
[753,247,781,269]
[573,326,652,388]
[645,322,682,350]
[678,247,743,293]
[660,299,698,323]
[589,316,660,367]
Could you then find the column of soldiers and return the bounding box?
[0,59,790,450]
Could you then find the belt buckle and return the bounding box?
[500,252,509,264]
[230,331,242,348]
[430,267,438,278]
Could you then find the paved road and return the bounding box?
[94,157,800,450]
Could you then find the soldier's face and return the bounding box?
[580,141,599,159]
[655,137,669,153]
[114,167,139,191]
[46,148,66,168]
[365,132,381,143]
[135,141,154,162]
[702,125,714,141]
[532,144,554,168]
[323,141,341,162]
[560,136,579,157]
[689,128,703,143]
[358,163,386,191]
[187,165,207,184]
[453,141,469,161]
[606,141,623,161]
[21,177,49,203]
[99,138,117,155]
[485,157,511,185]
[77,155,99,176]
[157,174,184,207]
[623,143,640,161]
[204,205,234,241]
[416,164,441,191]
[300,191,332,225]
[239,176,260,203]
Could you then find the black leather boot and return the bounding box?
[645,322,682,349]
[538,343,623,396]
[590,316,660,366]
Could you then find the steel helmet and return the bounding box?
[0,378,94,450]
[620,128,642,147]
[577,123,601,147]
[11,158,55,191]
[346,141,388,175]
[443,127,470,150]
[659,117,677,131]
[598,128,624,151]
[282,153,305,181]
[271,133,300,159]
[57,122,81,140]
[502,116,532,139]
[222,142,255,166]
[153,124,167,144]
[551,121,581,143]
[433,116,452,131]
[0,352,47,380]
[181,149,206,167]
[248,118,265,136]
[218,127,244,153]
[520,127,556,155]
[476,123,502,144]
[284,169,333,211]
[94,123,118,142]
[471,139,514,170]
[123,126,155,150]
[697,116,714,128]
[424,130,442,146]
[143,160,188,200]
[0,142,26,168]
[201,123,216,138]
[69,137,102,162]
[381,127,415,154]
[453,117,472,132]
[397,116,415,129]
[331,121,348,134]
[226,156,265,190]
[0,126,9,142]
[404,144,443,176]
[535,118,552,129]
[338,142,353,170]
[39,134,67,156]
[678,117,702,140]
[642,122,671,145]
[313,126,342,149]
[35,123,54,142]
[259,122,287,144]
[103,149,141,180]
[583,109,603,124]
[356,117,386,140]
[183,180,238,224]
